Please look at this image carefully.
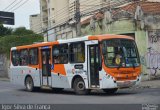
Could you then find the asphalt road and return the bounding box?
[0,80,160,104]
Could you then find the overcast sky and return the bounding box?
[1,0,160,29]
[0,0,40,29]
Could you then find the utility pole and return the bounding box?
[75,0,81,36]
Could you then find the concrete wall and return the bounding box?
[40,0,48,30]
[50,0,69,26]
[30,14,42,34]
[0,54,9,78]
[81,19,136,35]
[135,30,148,80]
[146,30,160,79]
[137,14,160,80]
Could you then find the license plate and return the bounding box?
[124,81,131,85]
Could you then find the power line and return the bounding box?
[31,3,74,29]
[31,1,82,31]
[11,0,29,12]
[80,0,131,16]
[3,0,17,11]
[6,0,23,11]
[32,11,73,30]
[32,0,132,36]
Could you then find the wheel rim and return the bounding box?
[77,81,85,90]
[26,79,32,90]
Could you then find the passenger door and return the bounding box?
[40,48,52,86]
[86,40,100,88]
[88,45,100,87]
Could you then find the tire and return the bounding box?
[103,88,118,94]
[73,78,89,95]
[25,77,34,92]
[52,88,64,93]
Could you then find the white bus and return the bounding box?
[10,34,141,95]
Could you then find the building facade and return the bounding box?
[40,0,127,41]
[40,0,71,41]
[30,14,42,34]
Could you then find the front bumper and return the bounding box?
[116,75,141,88]
[101,73,142,89]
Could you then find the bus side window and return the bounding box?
[69,42,85,63]
[53,44,68,64]
[19,49,28,66]
[29,48,38,65]
[11,50,19,66]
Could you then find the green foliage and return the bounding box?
[0,26,44,57]
[0,25,12,37]
[0,34,43,57]
[12,27,34,36]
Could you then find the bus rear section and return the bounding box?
[10,35,141,95]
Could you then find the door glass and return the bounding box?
[42,50,51,76]
[89,45,99,86]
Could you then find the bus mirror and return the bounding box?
[53,49,59,56]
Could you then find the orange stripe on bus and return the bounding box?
[88,35,134,41]
[52,64,66,76]
[16,41,59,50]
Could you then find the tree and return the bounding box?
[12,27,34,36]
[0,34,43,57]
[0,24,12,37]
[0,25,43,57]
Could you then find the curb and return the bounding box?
[0,78,10,82]
[138,81,160,89]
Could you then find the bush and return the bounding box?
[12,27,34,36]
[0,25,12,37]
[0,34,43,57]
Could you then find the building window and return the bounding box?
[70,42,85,63]
[29,48,38,65]
[11,50,19,66]
[19,49,28,66]
[53,44,68,64]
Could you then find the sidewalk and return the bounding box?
[139,79,160,89]
[0,77,10,82]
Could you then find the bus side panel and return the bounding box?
[10,66,41,87]
[51,63,89,89]
[64,63,89,89]
[10,66,24,86]
[99,69,117,89]
[51,64,70,88]
[51,74,70,88]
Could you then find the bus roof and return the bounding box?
[11,41,59,50]
[58,34,133,43]
[11,34,134,50]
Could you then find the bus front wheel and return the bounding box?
[73,78,89,95]
[25,76,34,92]
[103,88,118,94]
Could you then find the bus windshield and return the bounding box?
[102,39,140,68]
